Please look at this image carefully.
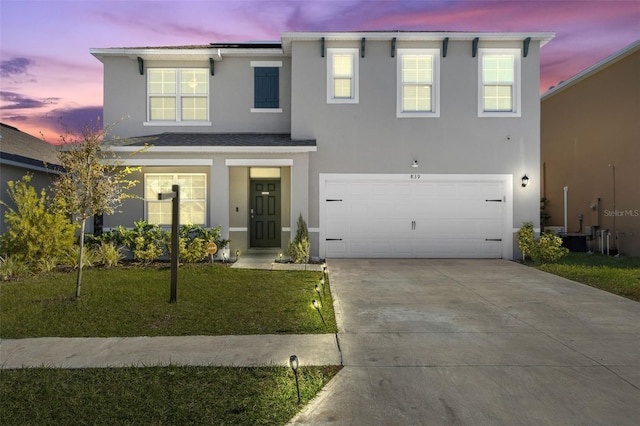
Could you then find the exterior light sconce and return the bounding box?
[289,355,301,403]
[521,175,529,188]
[412,160,419,168]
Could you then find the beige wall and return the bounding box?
[541,48,640,256]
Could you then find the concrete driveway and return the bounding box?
[290,259,640,425]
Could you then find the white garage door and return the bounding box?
[321,174,510,258]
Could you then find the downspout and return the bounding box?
[563,186,568,233]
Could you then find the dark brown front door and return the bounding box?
[250,180,281,248]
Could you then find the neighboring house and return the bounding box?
[541,40,640,257]
[91,31,554,259]
[0,123,60,235]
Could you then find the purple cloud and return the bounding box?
[0,91,58,109]
[0,57,33,78]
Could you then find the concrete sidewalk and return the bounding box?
[0,335,341,369]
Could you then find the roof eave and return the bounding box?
[542,39,640,100]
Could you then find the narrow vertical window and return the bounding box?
[397,49,440,117]
[327,48,359,103]
[478,49,521,117]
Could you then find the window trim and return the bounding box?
[145,68,211,125]
[144,173,207,226]
[327,48,359,104]
[477,48,522,118]
[396,48,440,118]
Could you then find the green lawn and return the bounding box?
[536,253,640,302]
[1,264,340,424]
[0,264,337,338]
[0,365,341,425]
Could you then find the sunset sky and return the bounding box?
[1,0,638,142]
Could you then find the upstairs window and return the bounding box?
[145,173,206,226]
[327,48,359,103]
[478,49,521,117]
[251,61,282,112]
[147,69,209,122]
[397,49,440,117]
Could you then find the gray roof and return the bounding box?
[114,133,316,148]
[0,122,60,167]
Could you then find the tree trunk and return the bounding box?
[75,218,86,299]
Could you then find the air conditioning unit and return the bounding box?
[544,226,564,235]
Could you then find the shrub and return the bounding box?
[517,222,568,264]
[532,232,569,264]
[0,175,76,259]
[117,221,165,264]
[95,242,125,268]
[35,256,59,273]
[0,255,31,281]
[517,222,536,261]
[288,214,310,264]
[63,245,100,269]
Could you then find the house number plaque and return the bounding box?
[410,174,421,180]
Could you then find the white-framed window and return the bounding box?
[478,48,521,117]
[144,173,206,225]
[397,48,440,117]
[327,48,359,104]
[147,69,209,123]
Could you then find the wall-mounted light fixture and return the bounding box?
[521,174,529,187]
[412,160,419,168]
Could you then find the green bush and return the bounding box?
[0,255,31,281]
[35,257,58,273]
[532,232,569,264]
[117,221,165,264]
[95,242,125,268]
[0,175,76,260]
[517,222,568,264]
[288,214,310,264]
[517,222,536,261]
[63,246,100,269]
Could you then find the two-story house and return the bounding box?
[91,31,554,260]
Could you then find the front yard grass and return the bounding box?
[1,264,340,425]
[536,252,640,302]
[0,365,342,425]
[0,264,337,338]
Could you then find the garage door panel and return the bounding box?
[323,176,507,258]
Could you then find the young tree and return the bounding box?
[52,120,140,298]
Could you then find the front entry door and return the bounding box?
[250,180,281,248]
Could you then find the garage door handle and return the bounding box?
[326,238,343,241]
[485,238,502,241]
[326,199,343,202]
[485,199,503,202]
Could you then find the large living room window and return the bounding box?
[145,173,206,225]
[478,49,521,117]
[397,49,440,117]
[147,69,209,123]
[327,48,359,104]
